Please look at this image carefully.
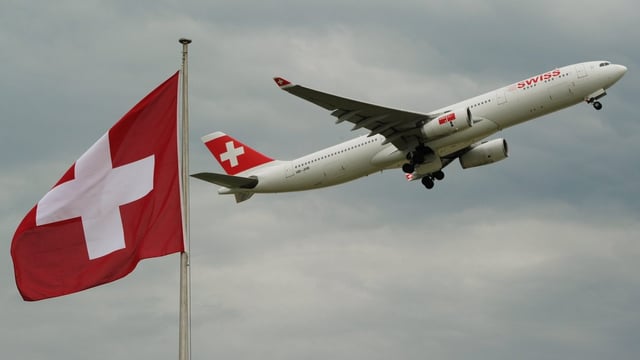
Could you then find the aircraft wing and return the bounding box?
[274,77,437,151]
[191,172,258,189]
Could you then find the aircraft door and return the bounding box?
[496,90,507,105]
[575,64,588,78]
[285,163,295,178]
[548,81,572,102]
[323,162,346,181]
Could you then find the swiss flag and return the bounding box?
[11,72,184,301]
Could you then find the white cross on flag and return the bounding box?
[11,72,184,301]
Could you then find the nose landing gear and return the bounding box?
[586,89,606,110]
[592,101,603,110]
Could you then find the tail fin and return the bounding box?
[201,132,274,176]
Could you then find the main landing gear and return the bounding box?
[420,170,445,189]
[403,145,430,174]
[403,146,445,190]
[402,163,415,173]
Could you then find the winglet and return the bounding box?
[273,77,293,89]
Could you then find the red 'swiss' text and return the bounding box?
[517,69,561,88]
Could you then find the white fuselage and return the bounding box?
[221,61,626,195]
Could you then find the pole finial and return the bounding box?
[179,38,192,45]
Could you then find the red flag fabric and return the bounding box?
[11,72,184,301]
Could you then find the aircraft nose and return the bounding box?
[615,64,628,78]
[606,64,628,85]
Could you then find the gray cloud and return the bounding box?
[2,1,639,360]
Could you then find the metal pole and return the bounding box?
[178,37,192,360]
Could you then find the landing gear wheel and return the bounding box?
[593,101,603,110]
[402,163,415,174]
[421,176,434,189]
[433,171,445,181]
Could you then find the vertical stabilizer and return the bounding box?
[201,132,274,175]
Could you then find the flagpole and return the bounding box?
[178,37,192,360]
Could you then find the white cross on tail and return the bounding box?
[220,141,244,167]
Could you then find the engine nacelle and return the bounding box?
[422,108,472,139]
[459,138,509,169]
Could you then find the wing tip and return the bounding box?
[273,77,293,89]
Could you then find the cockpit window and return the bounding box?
[599,62,611,67]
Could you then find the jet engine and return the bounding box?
[459,138,508,169]
[422,108,472,139]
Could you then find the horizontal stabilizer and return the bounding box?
[234,193,255,203]
[191,172,258,189]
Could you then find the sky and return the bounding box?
[1,0,639,359]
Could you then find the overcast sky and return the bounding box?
[2,1,639,359]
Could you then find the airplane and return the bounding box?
[192,61,627,202]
